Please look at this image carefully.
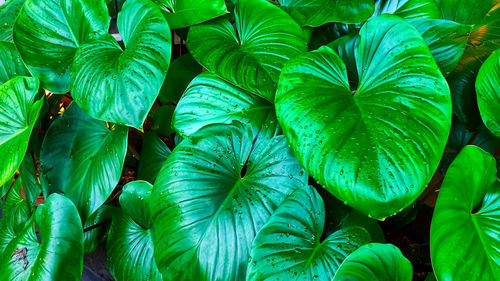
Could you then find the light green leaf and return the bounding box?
[332,243,413,281]
[0,76,42,187]
[107,181,162,281]
[0,41,30,85]
[0,194,84,281]
[476,49,500,138]
[187,0,307,101]
[39,103,128,221]
[0,179,31,236]
[0,0,25,42]
[153,0,228,29]
[71,0,171,129]
[438,0,499,25]
[275,0,374,27]
[431,145,500,281]
[246,186,371,281]
[275,15,452,219]
[373,0,440,19]
[13,0,109,93]
[173,72,278,137]
[150,121,308,281]
[137,132,171,184]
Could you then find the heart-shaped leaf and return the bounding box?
[275,0,374,27]
[0,0,25,42]
[137,132,171,184]
[246,186,371,281]
[0,194,84,281]
[332,243,413,281]
[431,145,500,281]
[0,41,30,85]
[476,49,500,138]
[276,15,452,219]
[0,179,31,237]
[13,0,109,93]
[0,76,42,187]
[187,0,307,101]
[173,72,278,137]
[150,121,308,281]
[71,0,171,129]
[153,0,228,29]
[107,181,162,281]
[39,103,128,220]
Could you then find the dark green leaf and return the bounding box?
[151,105,176,136]
[476,48,500,137]
[158,53,202,104]
[137,132,171,184]
[150,121,308,281]
[275,15,452,219]
[431,145,500,280]
[83,204,116,254]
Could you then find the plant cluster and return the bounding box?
[0,0,499,280]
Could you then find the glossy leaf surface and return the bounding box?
[431,146,500,281]
[151,122,308,281]
[71,0,171,129]
[0,0,25,41]
[276,15,452,219]
[0,41,30,85]
[476,49,500,137]
[153,0,228,29]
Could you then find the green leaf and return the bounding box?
[19,154,42,207]
[438,0,498,25]
[246,186,371,281]
[275,0,374,27]
[0,0,25,42]
[151,105,176,136]
[431,145,500,281]
[0,41,30,85]
[173,72,278,137]
[150,121,308,281]
[83,204,116,254]
[153,0,228,29]
[476,49,500,138]
[410,18,471,76]
[0,194,84,281]
[137,132,171,184]
[158,53,202,104]
[275,15,452,219]
[332,243,413,281]
[39,103,128,220]
[186,0,307,101]
[13,0,109,93]
[373,0,440,19]
[0,76,42,187]
[71,0,171,129]
[107,181,162,281]
[0,179,31,235]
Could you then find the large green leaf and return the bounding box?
[107,181,162,281]
[137,132,171,184]
[0,0,25,42]
[173,72,278,137]
[332,243,413,281]
[431,146,500,281]
[373,0,440,19]
[246,186,371,281]
[70,0,171,129]
[0,194,84,281]
[153,0,228,29]
[39,103,128,220]
[0,76,42,187]
[150,121,308,281]
[187,0,307,101]
[13,0,109,93]
[476,49,500,138]
[274,0,374,27]
[438,0,500,25]
[276,15,452,219]
[0,41,30,85]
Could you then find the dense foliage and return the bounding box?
[0,0,499,280]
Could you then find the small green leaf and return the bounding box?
[276,15,451,219]
[332,243,413,281]
[153,0,228,29]
[431,145,500,281]
[71,0,171,129]
[187,0,307,101]
[246,186,371,281]
[13,0,109,93]
[107,181,162,281]
[83,205,116,254]
[0,76,42,187]
[476,49,500,138]
[19,154,42,207]
[0,194,84,281]
[151,121,308,281]
[173,72,278,137]
[39,103,128,221]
